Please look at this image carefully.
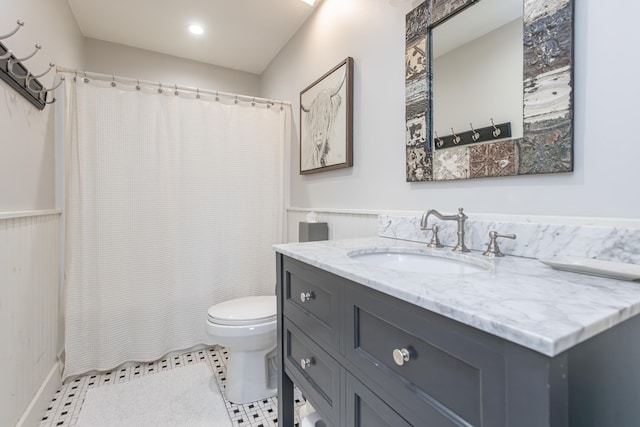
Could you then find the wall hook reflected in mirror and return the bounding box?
[451,128,461,145]
[433,131,444,148]
[470,123,480,141]
[490,118,501,138]
[435,131,444,148]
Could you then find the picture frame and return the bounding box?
[300,57,353,174]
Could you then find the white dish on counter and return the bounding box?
[539,256,640,282]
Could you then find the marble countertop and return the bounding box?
[274,236,640,357]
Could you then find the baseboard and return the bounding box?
[16,362,61,427]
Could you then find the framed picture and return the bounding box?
[300,57,353,174]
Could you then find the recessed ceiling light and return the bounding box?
[189,24,204,35]
[301,0,315,5]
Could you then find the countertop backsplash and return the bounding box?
[378,214,640,264]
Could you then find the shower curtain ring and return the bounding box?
[215,91,219,102]
[158,82,163,94]
[174,84,179,96]
[83,71,89,83]
[234,95,238,104]
[136,79,141,91]
[251,97,256,107]
[196,88,200,99]
[111,75,116,87]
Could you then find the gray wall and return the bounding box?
[261,0,640,219]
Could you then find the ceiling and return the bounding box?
[66,0,320,75]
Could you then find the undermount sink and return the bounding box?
[349,250,491,274]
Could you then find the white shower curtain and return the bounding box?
[62,75,287,379]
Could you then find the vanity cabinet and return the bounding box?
[276,253,640,427]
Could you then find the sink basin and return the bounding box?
[349,250,490,274]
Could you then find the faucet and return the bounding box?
[420,208,470,252]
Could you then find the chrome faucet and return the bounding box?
[420,208,470,252]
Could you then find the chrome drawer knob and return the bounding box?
[300,357,314,370]
[392,348,411,366]
[300,291,315,302]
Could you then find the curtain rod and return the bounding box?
[55,66,292,107]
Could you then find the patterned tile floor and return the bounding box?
[39,347,304,427]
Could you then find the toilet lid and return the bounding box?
[207,295,277,326]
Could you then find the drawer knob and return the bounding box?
[300,291,315,302]
[300,357,315,370]
[392,348,411,366]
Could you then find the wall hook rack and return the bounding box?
[0,19,57,110]
[434,120,512,150]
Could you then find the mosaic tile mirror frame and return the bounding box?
[405,0,574,182]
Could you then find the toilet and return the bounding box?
[206,295,278,404]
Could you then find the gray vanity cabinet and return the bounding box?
[343,283,506,426]
[277,253,640,427]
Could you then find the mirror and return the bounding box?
[405,0,574,182]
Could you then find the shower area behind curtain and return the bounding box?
[62,75,287,380]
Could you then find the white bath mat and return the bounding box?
[76,363,232,427]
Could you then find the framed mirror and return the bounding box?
[405,0,574,182]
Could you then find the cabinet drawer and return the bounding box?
[283,319,340,426]
[345,373,411,427]
[345,284,506,426]
[282,257,343,351]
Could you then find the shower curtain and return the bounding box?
[61,75,288,380]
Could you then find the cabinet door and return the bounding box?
[345,284,506,426]
[282,257,344,352]
[345,373,411,427]
[283,319,341,426]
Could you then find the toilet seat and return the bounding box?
[207,295,276,326]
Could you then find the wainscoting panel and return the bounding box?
[286,209,379,243]
[0,212,61,427]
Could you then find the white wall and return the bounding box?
[0,214,61,427]
[0,0,84,211]
[1,1,83,426]
[261,0,640,219]
[84,38,260,97]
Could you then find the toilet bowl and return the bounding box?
[206,295,277,404]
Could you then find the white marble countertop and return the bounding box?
[274,236,640,357]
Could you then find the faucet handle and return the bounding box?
[483,231,516,257]
[424,225,443,248]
